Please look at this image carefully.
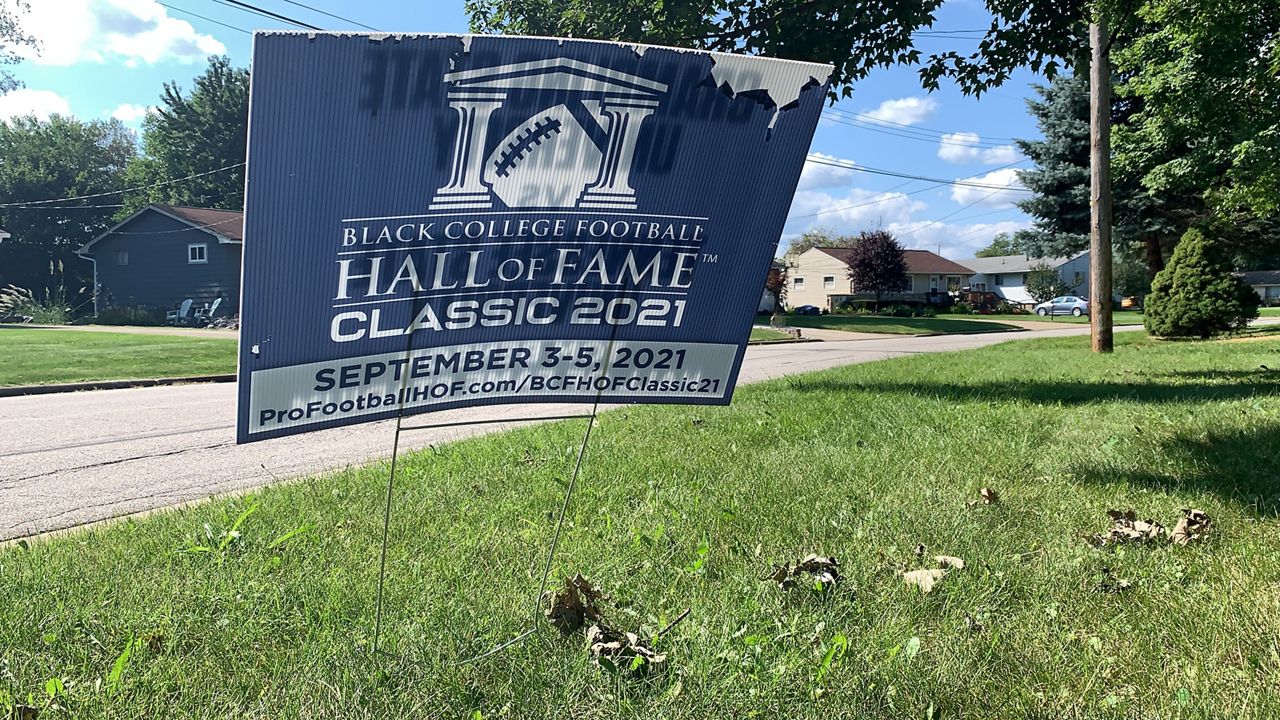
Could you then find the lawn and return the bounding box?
[784,313,1021,335]
[4,334,1280,718]
[1260,307,1280,317]
[0,328,237,386]
[967,310,1148,325]
[749,327,791,342]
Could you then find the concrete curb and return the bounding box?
[0,374,236,398]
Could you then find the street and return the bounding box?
[0,325,1121,541]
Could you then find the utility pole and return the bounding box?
[1089,19,1114,352]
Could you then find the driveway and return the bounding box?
[0,324,1134,541]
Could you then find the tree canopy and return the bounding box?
[844,229,909,304]
[467,0,942,99]
[0,0,34,94]
[0,116,136,303]
[974,232,1018,258]
[783,228,853,261]
[121,56,249,215]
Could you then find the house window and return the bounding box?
[188,243,207,264]
[993,274,1003,285]
[793,277,805,289]
[116,250,128,266]
[822,275,835,290]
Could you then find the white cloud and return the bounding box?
[0,88,72,120]
[861,97,938,127]
[16,0,225,67]
[937,132,1022,165]
[887,220,1029,258]
[950,168,1027,208]
[109,103,153,123]
[797,153,857,191]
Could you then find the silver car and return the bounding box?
[1034,295,1089,317]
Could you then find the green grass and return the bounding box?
[749,328,791,342]
[965,309,1148,325]
[4,334,1280,718]
[1259,307,1280,317]
[0,328,237,386]
[784,314,1021,335]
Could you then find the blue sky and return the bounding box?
[1,0,1046,258]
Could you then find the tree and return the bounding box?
[1112,0,1280,220]
[122,56,249,214]
[975,232,1018,258]
[1,0,34,93]
[844,229,908,306]
[467,0,943,100]
[783,228,852,261]
[0,116,137,308]
[1024,263,1068,303]
[1113,258,1152,299]
[1144,228,1259,338]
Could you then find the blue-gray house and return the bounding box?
[78,205,243,317]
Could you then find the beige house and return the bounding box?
[1241,270,1280,306]
[786,247,973,310]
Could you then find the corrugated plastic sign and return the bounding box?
[236,32,831,443]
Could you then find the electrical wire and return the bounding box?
[803,155,1032,192]
[273,0,379,30]
[206,0,322,30]
[0,163,245,208]
[159,2,253,35]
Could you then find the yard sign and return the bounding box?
[236,32,830,443]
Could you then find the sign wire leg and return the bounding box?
[455,398,600,666]
[372,414,404,656]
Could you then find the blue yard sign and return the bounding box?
[236,32,830,443]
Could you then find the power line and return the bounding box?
[826,107,1021,143]
[824,108,1019,147]
[207,0,323,30]
[273,0,379,31]
[0,163,246,208]
[159,2,253,35]
[803,155,1032,192]
[822,112,1020,150]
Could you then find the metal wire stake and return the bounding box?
[371,414,404,655]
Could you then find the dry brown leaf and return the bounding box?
[1104,509,1167,545]
[980,487,1000,505]
[1170,508,1212,546]
[764,554,840,591]
[586,623,667,672]
[545,574,604,634]
[1098,567,1133,593]
[902,568,947,594]
[935,555,966,570]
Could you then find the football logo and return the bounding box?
[431,57,668,212]
[483,104,604,209]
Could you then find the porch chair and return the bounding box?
[166,298,194,326]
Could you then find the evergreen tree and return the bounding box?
[1144,228,1259,338]
[844,229,909,306]
[1013,73,1183,278]
[121,56,249,214]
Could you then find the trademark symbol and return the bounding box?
[701,253,719,263]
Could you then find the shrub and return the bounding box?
[877,304,914,317]
[952,302,972,314]
[90,306,166,326]
[1144,228,1260,338]
[0,284,71,324]
[918,306,938,318]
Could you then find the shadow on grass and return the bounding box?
[786,376,1280,406]
[1069,424,1280,513]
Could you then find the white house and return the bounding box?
[956,252,1091,307]
[787,247,973,309]
[1240,270,1280,306]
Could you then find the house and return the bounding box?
[786,247,973,310]
[77,205,243,316]
[1240,270,1280,306]
[956,252,1091,307]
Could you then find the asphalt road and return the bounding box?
[0,325,1112,541]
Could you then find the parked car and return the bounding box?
[1034,296,1089,317]
[792,304,821,315]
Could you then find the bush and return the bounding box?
[0,284,71,324]
[85,306,166,326]
[877,304,914,318]
[1144,228,1260,338]
[952,302,972,314]
[918,306,938,318]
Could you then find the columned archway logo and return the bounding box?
[431,57,668,212]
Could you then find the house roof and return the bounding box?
[957,252,1086,275]
[814,247,973,275]
[1240,270,1280,286]
[78,204,244,256]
